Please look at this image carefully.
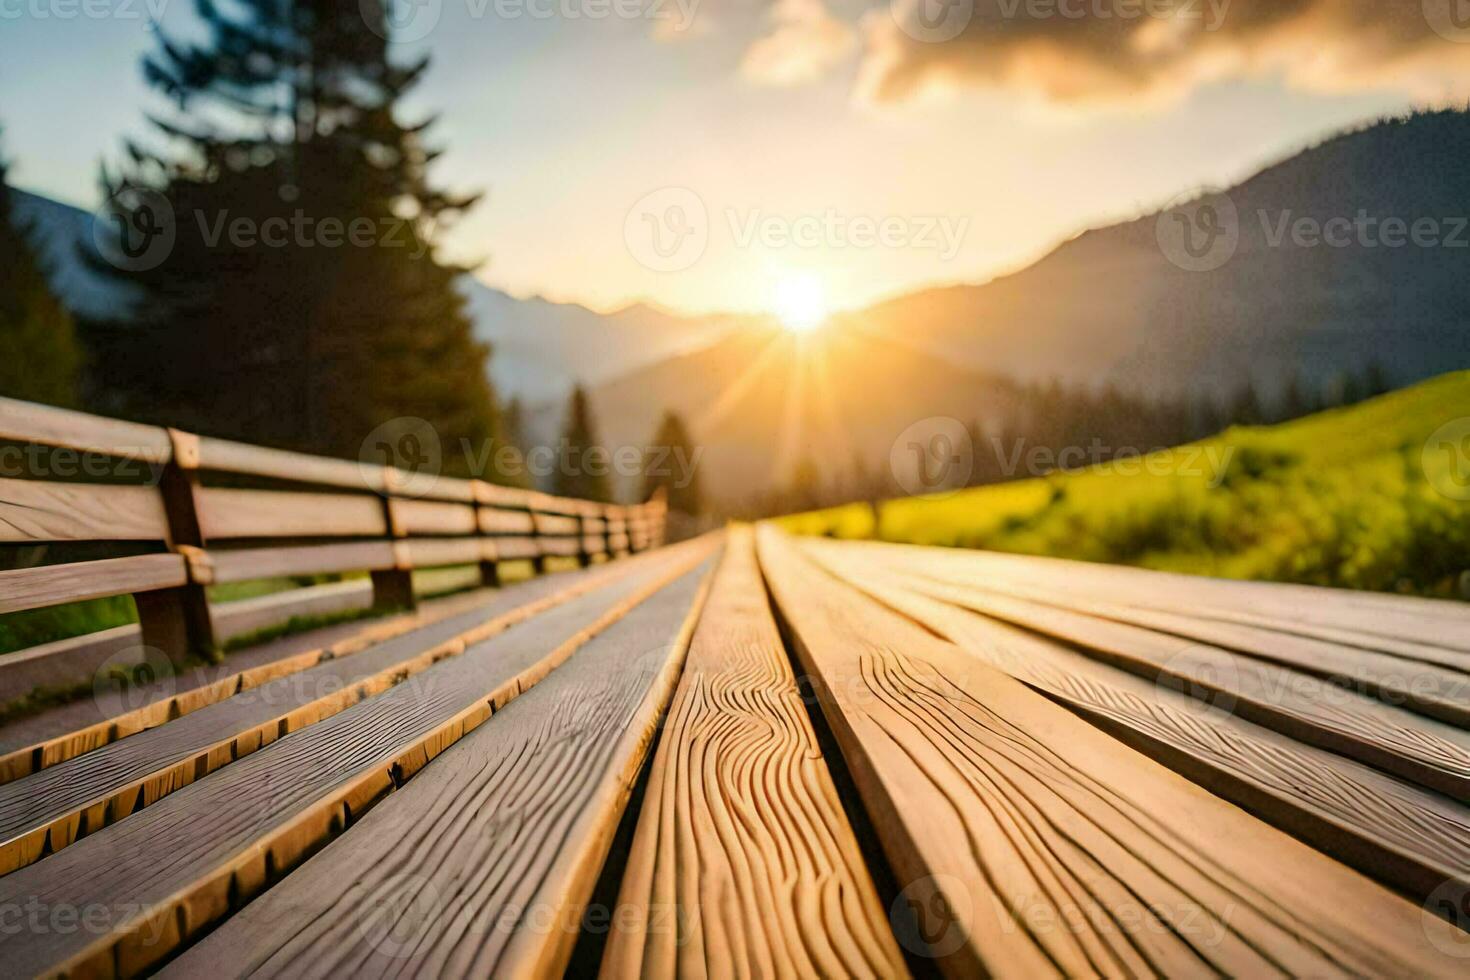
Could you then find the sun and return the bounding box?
[772,274,828,333]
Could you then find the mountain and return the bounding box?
[9,189,140,321]
[11,188,731,407]
[576,324,1025,507]
[844,109,1470,398]
[458,282,733,403]
[570,110,1470,506]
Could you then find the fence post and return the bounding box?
[140,429,217,668]
[472,481,500,588]
[576,502,595,568]
[374,466,416,612]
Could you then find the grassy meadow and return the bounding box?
[781,370,1470,598]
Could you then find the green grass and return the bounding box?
[780,370,1470,598]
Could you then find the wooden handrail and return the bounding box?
[0,396,668,666]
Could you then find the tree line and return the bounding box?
[742,366,1396,519]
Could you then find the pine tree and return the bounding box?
[641,410,702,514]
[491,396,532,488]
[1228,380,1264,426]
[0,141,80,407]
[84,0,499,467]
[553,384,610,502]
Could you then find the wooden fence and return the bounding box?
[0,396,665,666]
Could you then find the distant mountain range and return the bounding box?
[17,109,1470,506]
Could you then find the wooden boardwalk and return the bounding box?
[0,526,1468,976]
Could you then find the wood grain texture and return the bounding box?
[0,396,173,462]
[0,553,186,614]
[602,527,904,980]
[164,558,717,980]
[0,554,655,875]
[800,541,1470,906]
[862,555,1470,727]
[756,528,1467,978]
[828,545,1470,802]
[0,585,546,785]
[195,488,387,540]
[856,543,1470,661]
[0,478,168,543]
[0,538,715,977]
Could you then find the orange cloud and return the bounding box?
[742,0,858,86]
[856,0,1470,106]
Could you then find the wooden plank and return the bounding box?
[866,543,1470,673]
[800,542,1470,906]
[830,542,1470,727]
[533,512,580,535]
[392,498,477,536]
[0,584,579,785]
[479,507,534,535]
[397,537,483,569]
[843,564,1470,802]
[473,481,536,510]
[974,584,1470,727]
[195,487,387,540]
[602,527,904,979]
[0,478,168,543]
[539,536,583,558]
[0,553,186,614]
[400,473,477,504]
[0,538,716,977]
[755,528,1467,977]
[488,536,541,561]
[0,396,173,462]
[864,544,1470,657]
[0,556,655,875]
[194,436,384,493]
[164,556,717,979]
[208,541,396,583]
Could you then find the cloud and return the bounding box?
[856,0,1470,106]
[742,0,858,86]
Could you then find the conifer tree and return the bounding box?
[0,142,79,408]
[553,384,611,502]
[84,0,499,468]
[641,410,702,513]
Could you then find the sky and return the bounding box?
[3,0,1467,317]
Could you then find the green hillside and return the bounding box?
[780,371,1470,597]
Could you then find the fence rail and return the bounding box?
[0,396,666,666]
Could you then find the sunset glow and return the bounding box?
[773,275,828,333]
